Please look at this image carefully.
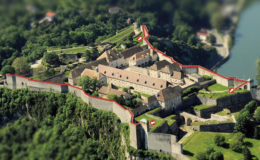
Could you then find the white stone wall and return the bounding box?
[109,58,125,68]
[149,70,160,78]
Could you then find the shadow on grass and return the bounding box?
[244,141,253,148]
[222,143,230,149]
[183,150,194,157]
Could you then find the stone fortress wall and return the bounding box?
[4,25,259,160]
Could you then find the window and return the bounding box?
[137,79,139,82]
[104,71,106,74]
[145,81,147,84]
[120,75,122,78]
[112,73,114,76]
[126,76,128,79]
[153,83,155,86]
[161,85,163,88]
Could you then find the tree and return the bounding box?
[205,147,215,158]
[0,65,15,77]
[242,147,252,160]
[127,35,133,42]
[107,94,117,101]
[125,100,131,106]
[206,1,219,16]
[255,108,260,123]
[209,151,224,160]
[77,76,91,92]
[44,52,59,65]
[230,140,242,152]
[235,110,251,133]
[33,65,47,80]
[195,152,207,160]
[122,87,129,93]
[244,100,258,118]
[254,127,259,139]
[117,96,124,105]
[92,92,99,97]
[209,34,216,45]
[214,134,225,146]
[12,57,30,75]
[236,132,245,143]
[187,34,196,46]
[210,12,224,31]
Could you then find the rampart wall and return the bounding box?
[191,123,235,132]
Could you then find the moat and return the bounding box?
[217,1,260,82]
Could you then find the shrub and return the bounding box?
[214,134,225,146]
[203,75,212,80]
[236,132,245,143]
[182,86,200,96]
[242,147,252,160]
[205,147,215,158]
[230,140,242,152]
[195,152,207,160]
[209,151,224,160]
[92,92,99,97]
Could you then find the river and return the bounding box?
[217,1,260,83]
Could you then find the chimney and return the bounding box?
[150,49,153,56]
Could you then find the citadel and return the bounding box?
[4,25,260,160]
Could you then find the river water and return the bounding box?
[217,2,260,83]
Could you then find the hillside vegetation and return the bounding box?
[0,87,176,159]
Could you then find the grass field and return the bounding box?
[232,111,240,121]
[216,109,231,116]
[200,83,231,92]
[133,91,151,98]
[53,47,87,54]
[192,104,217,111]
[198,90,249,99]
[135,114,166,132]
[102,25,134,43]
[183,132,260,160]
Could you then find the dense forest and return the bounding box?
[0,87,176,160]
[0,0,225,72]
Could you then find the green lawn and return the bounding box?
[216,109,231,116]
[135,114,165,132]
[102,25,134,43]
[53,47,88,54]
[133,32,144,45]
[198,90,249,99]
[165,114,177,126]
[183,132,260,160]
[192,104,216,111]
[133,91,151,98]
[65,70,71,77]
[208,83,231,91]
[232,111,240,121]
[191,118,233,125]
[124,105,135,110]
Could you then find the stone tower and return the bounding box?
[140,118,149,149]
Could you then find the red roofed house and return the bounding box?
[196,29,209,41]
[45,12,56,21]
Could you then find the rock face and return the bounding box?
[0,112,23,128]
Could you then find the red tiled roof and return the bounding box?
[196,32,208,37]
[45,12,56,17]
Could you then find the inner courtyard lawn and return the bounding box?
[183,132,260,160]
